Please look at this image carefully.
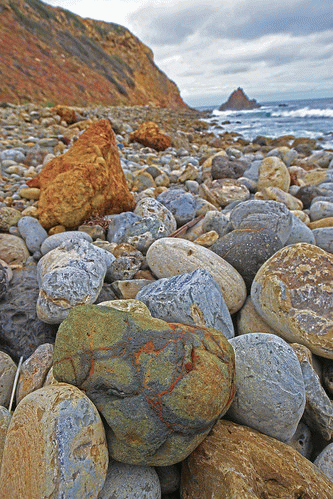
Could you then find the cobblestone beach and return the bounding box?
[1,102,333,497]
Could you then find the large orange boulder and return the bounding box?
[27,119,135,229]
[129,121,171,151]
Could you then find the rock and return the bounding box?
[129,121,171,151]
[227,333,305,441]
[286,421,313,459]
[132,170,156,192]
[291,343,333,440]
[156,188,200,226]
[146,237,247,314]
[295,185,322,208]
[180,420,333,498]
[202,210,230,237]
[309,217,333,229]
[107,212,142,243]
[219,88,260,111]
[53,304,236,466]
[323,359,333,396]
[40,230,93,255]
[310,200,333,221]
[0,406,11,467]
[111,279,153,299]
[136,269,234,339]
[285,213,316,245]
[37,238,114,324]
[0,265,57,362]
[313,227,333,253]
[229,199,293,243]
[98,459,161,499]
[16,343,54,405]
[211,155,248,180]
[17,216,48,254]
[314,443,333,482]
[211,227,283,291]
[27,119,135,229]
[52,104,78,124]
[0,384,108,498]
[134,197,177,234]
[18,187,40,200]
[257,156,291,192]
[260,185,303,210]
[105,255,143,282]
[200,179,250,208]
[121,216,174,254]
[0,262,8,300]
[0,207,22,232]
[0,352,16,408]
[236,296,279,336]
[155,465,180,495]
[251,243,333,359]
[0,234,30,265]
[194,230,219,247]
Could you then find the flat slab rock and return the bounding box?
[251,243,333,359]
[52,304,235,466]
[181,420,333,498]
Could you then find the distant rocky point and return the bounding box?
[219,88,261,111]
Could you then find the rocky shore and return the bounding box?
[1,102,333,497]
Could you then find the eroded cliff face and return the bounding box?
[0,0,188,109]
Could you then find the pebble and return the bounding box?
[17,215,48,255]
[40,230,93,255]
[312,227,333,252]
[314,443,333,482]
[0,233,30,265]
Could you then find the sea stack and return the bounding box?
[219,87,261,111]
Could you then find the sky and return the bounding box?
[43,0,333,107]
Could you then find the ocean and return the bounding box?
[199,97,333,149]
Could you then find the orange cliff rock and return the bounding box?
[219,88,261,111]
[27,119,135,229]
[0,0,188,109]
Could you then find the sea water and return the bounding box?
[202,97,333,149]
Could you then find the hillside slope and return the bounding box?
[0,0,188,109]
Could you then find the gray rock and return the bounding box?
[229,200,293,243]
[134,197,177,234]
[227,333,306,442]
[292,343,333,440]
[285,214,316,246]
[310,200,333,221]
[211,155,249,180]
[136,269,234,339]
[242,160,261,181]
[98,460,161,499]
[156,465,180,495]
[312,228,333,253]
[314,443,333,482]
[37,239,115,324]
[0,263,8,300]
[202,211,230,237]
[105,256,143,283]
[157,187,200,226]
[40,231,92,255]
[17,216,48,254]
[107,212,141,244]
[124,217,173,253]
[0,149,25,164]
[0,265,57,362]
[295,185,323,209]
[286,422,313,459]
[0,352,16,408]
[283,149,298,167]
[211,227,283,291]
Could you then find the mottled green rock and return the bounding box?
[53,304,235,466]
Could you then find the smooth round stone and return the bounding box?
[136,269,234,339]
[284,213,316,245]
[227,333,306,442]
[146,238,247,314]
[0,384,108,498]
[251,243,333,359]
[53,304,236,466]
[17,216,48,254]
[211,228,283,291]
[312,227,333,253]
[0,207,22,232]
[0,406,11,467]
[98,460,161,499]
[0,352,16,407]
[107,212,141,243]
[310,200,333,221]
[0,149,25,164]
[261,186,303,210]
[314,443,333,482]
[204,179,250,207]
[0,233,30,265]
[18,187,40,200]
[134,197,177,233]
[40,230,93,255]
[211,155,248,180]
[156,187,200,226]
[229,200,293,244]
[257,156,291,192]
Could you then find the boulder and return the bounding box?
[129,121,171,151]
[53,304,236,466]
[27,119,135,229]
[181,420,333,498]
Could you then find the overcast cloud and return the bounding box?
[44,0,333,106]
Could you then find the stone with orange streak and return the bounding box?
[52,304,235,466]
[0,383,108,498]
[27,119,135,229]
[129,121,171,151]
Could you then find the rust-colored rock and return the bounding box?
[27,119,135,229]
[181,420,333,498]
[129,122,172,151]
[52,105,78,124]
